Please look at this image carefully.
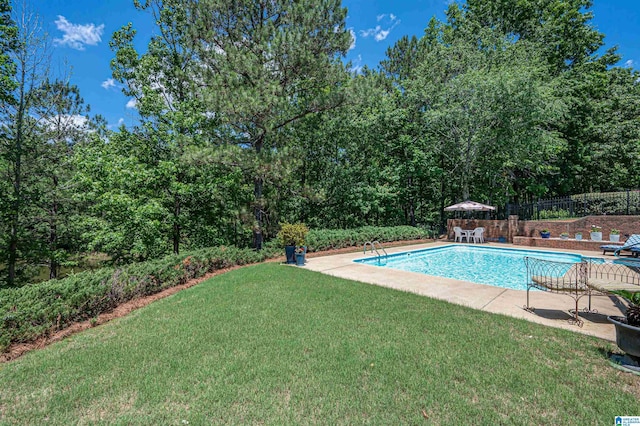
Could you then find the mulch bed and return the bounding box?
[0,238,435,363]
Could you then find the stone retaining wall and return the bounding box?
[512,236,610,253]
[448,215,640,244]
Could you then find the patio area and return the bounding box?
[303,241,628,341]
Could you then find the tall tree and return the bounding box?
[193,0,351,248]
[1,6,52,285]
[30,80,90,278]
[405,17,565,206]
[0,5,90,285]
[462,0,606,73]
[0,0,17,103]
[110,0,214,255]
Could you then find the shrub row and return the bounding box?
[305,225,431,252]
[0,246,274,352]
[0,226,429,353]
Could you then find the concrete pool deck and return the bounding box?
[303,241,629,342]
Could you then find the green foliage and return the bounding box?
[0,0,16,103]
[0,8,94,286]
[193,0,352,248]
[538,208,571,219]
[276,222,309,247]
[462,0,606,73]
[610,290,640,308]
[570,191,640,215]
[3,0,640,287]
[610,289,640,327]
[0,245,273,352]
[0,264,635,423]
[0,224,430,350]
[305,226,430,252]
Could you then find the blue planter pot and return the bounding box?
[285,246,296,264]
[540,232,550,239]
[295,253,305,266]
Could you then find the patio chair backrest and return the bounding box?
[623,234,640,249]
[473,227,485,243]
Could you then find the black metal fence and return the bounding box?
[506,190,640,220]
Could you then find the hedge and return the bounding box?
[0,246,274,352]
[305,225,431,252]
[0,226,431,353]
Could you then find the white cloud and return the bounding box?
[126,98,137,109]
[67,114,88,128]
[359,13,400,42]
[348,29,356,51]
[107,117,127,130]
[375,29,390,42]
[53,16,104,50]
[42,114,89,136]
[349,54,363,74]
[360,27,378,38]
[625,59,634,68]
[101,78,116,90]
[376,13,397,23]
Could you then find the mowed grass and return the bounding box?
[0,263,637,424]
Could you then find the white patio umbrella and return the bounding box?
[444,200,496,212]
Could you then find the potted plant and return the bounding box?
[609,228,621,243]
[277,222,309,264]
[559,232,569,240]
[608,290,640,369]
[575,232,582,241]
[590,225,602,242]
[295,246,306,266]
[539,229,551,239]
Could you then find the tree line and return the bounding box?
[1,0,639,286]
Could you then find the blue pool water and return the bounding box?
[354,245,585,291]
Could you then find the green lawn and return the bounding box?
[0,263,637,424]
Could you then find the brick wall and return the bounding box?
[513,237,609,252]
[519,215,640,239]
[448,215,640,242]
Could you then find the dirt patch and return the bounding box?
[0,238,435,363]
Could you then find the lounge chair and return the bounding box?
[524,256,640,327]
[601,234,640,256]
[524,257,590,325]
[585,258,640,293]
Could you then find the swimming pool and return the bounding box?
[354,245,584,291]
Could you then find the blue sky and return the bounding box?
[22,0,640,129]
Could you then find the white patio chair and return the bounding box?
[472,227,485,243]
[453,226,465,242]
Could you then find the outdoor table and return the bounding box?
[461,229,475,242]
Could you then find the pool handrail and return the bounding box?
[363,241,388,259]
